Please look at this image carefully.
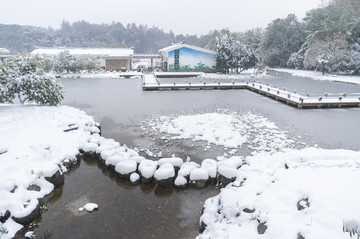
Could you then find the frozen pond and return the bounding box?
[28,71,360,238]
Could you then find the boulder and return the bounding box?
[154,163,175,186]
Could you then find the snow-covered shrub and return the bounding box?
[52,51,101,73]
[287,51,304,69]
[52,50,78,73]
[0,55,64,105]
[216,33,257,74]
[76,55,101,72]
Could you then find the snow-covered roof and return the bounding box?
[31,47,134,57]
[0,48,10,54]
[159,43,216,55]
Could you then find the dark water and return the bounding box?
[31,158,217,239]
[29,71,360,238]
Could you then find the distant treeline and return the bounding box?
[0,21,215,54]
[0,0,359,74]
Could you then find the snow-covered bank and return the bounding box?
[199,68,268,81]
[198,148,360,239]
[272,68,360,85]
[0,105,100,238]
[47,71,142,79]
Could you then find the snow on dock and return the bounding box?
[142,73,360,109]
[143,73,158,84]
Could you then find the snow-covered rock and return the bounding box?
[79,203,98,212]
[154,163,175,185]
[138,159,158,182]
[115,159,137,177]
[130,173,140,183]
[105,152,129,167]
[201,159,218,181]
[190,168,209,188]
[158,157,184,169]
[178,161,200,178]
[217,164,238,185]
[174,175,188,188]
[198,148,360,239]
[0,105,99,238]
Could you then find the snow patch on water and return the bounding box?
[140,109,297,155]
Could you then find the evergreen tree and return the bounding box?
[0,55,63,105]
[262,14,305,67]
[53,50,78,73]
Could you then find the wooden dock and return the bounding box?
[142,73,360,109]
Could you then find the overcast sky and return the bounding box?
[1,0,323,35]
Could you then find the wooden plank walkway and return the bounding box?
[142,73,360,109]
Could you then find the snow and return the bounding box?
[80,142,98,153]
[0,104,99,238]
[24,231,34,238]
[143,109,295,154]
[217,164,238,179]
[178,162,200,177]
[48,70,142,79]
[189,168,209,181]
[154,163,175,181]
[158,157,184,168]
[115,159,137,175]
[201,159,218,179]
[138,159,158,179]
[130,173,140,183]
[272,68,360,85]
[174,175,188,186]
[198,148,360,239]
[79,203,98,212]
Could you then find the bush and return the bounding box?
[0,55,64,105]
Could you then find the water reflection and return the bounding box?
[30,159,218,239]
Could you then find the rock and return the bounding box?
[79,203,98,212]
[297,233,305,239]
[174,175,188,188]
[154,163,175,186]
[158,157,183,171]
[0,210,10,223]
[45,170,64,188]
[243,208,256,213]
[130,172,140,184]
[12,203,40,225]
[218,164,237,186]
[139,159,158,183]
[115,160,137,178]
[257,222,268,234]
[190,168,209,188]
[178,161,200,180]
[201,159,217,184]
[297,198,310,211]
[27,184,41,192]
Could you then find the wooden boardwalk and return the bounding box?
[142,73,360,109]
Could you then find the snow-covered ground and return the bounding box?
[47,70,142,79]
[198,148,360,239]
[0,105,100,238]
[272,68,360,85]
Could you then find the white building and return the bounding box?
[159,43,216,72]
[31,47,134,71]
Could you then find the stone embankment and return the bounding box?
[79,134,245,189]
